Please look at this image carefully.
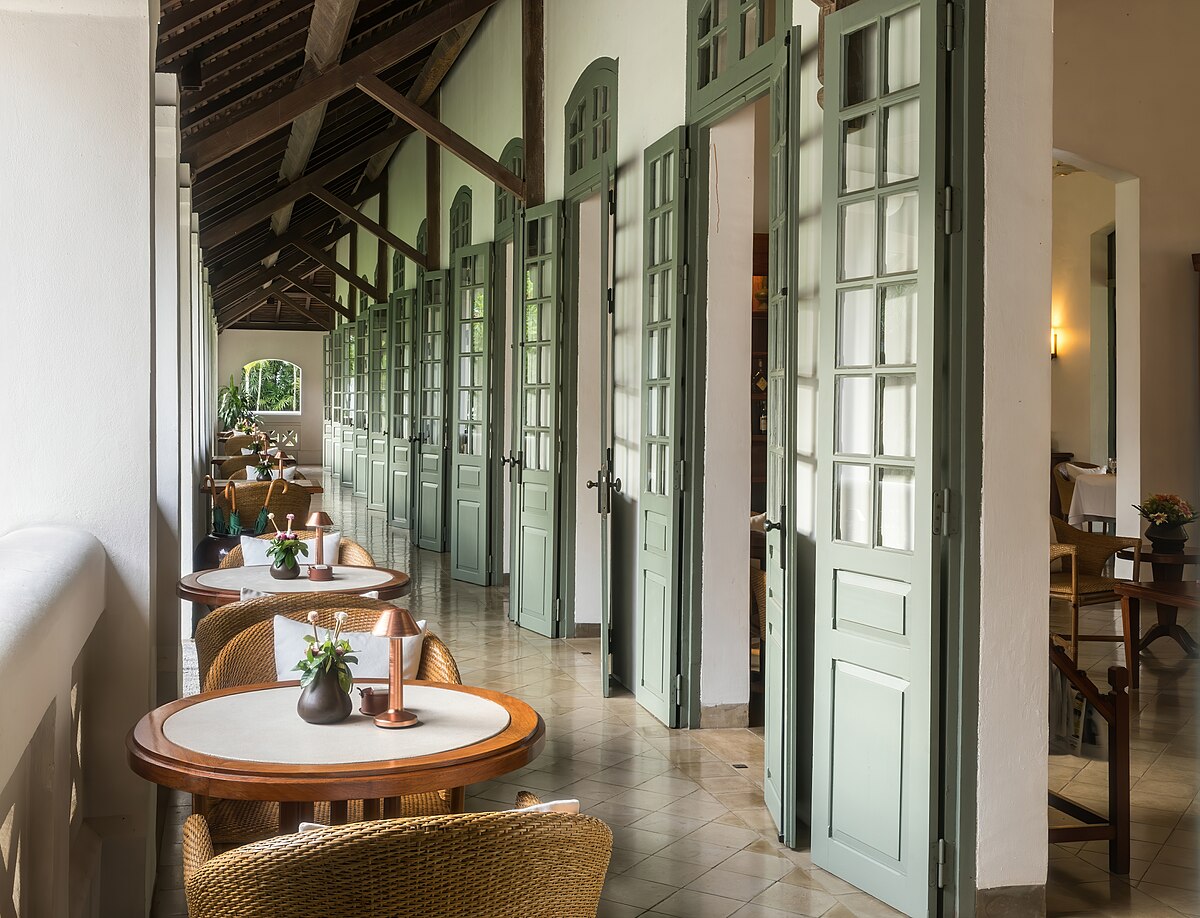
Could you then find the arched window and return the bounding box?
[449,185,473,253]
[564,58,617,198]
[243,359,301,412]
[690,0,783,115]
[392,250,405,291]
[495,138,525,239]
[417,218,428,257]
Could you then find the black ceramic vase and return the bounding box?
[1145,523,1189,556]
[270,560,300,580]
[297,668,353,724]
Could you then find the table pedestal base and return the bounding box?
[1140,560,1199,658]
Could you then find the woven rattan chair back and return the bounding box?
[195,595,430,689]
[211,484,312,533]
[224,435,258,454]
[183,811,613,918]
[219,455,259,479]
[219,530,373,570]
[1050,517,1140,579]
[206,612,460,692]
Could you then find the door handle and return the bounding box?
[586,474,603,515]
[764,518,782,533]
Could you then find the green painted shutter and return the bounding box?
[450,243,495,584]
[339,323,356,486]
[322,334,334,470]
[416,271,450,552]
[353,315,369,497]
[367,302,390,511]
[511,202,563,638]
[811,2,946,914]
[635,127,688,726]
[390,289,418,529]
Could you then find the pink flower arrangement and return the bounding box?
[265,512,309,569]
[1133,494,1197,527]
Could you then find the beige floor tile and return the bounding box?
[653,888,745,918]
[749,881,839,916]
[599,874,676,909]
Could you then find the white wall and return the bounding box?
[1055,0,1200,502]
[217,330,327,463]
[0,2,158,910]
[1051,170,1114,462]
[977,0,1053,893]
[700,107,755,716]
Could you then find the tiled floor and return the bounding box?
[153,469,1199,916]
[1047,599,1199,917]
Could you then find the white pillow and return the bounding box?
[267,465,298,481]
[512,799,581,815]
[240,447,255,456]
[749,512,766,533]
[240,531,341,566]
[272,614,427,681]
[267,447,280,456]
[1064,463,1105,480]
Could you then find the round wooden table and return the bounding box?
[177,564,411,607]
[1116,546,1199,656]
[127,681,545,833]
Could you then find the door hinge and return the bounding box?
[553,597,561,622]
[943,185,954,235]
[681,263,689,288]
[676,459,687,493]
[673,673,683,706]
[681,147,691,179]
[608,187,617,215]
[606,286,615,314]
[936,838,947,889]
[944,2,955,52]
[932,488,953,536]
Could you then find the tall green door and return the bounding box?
[763,34,799,839]
[322,334,333,470]
[811,3,945,914]
[390,288,418,529]
[635,128,687,726]
[353,314,369,498]
[339,323,356,486]
[511,202,563,637]
[329,330,343,477]
[367,302,390,512]
[416,270,449,552]
[450,244,495,584]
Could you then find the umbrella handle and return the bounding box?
[223,482,237,512]
[203,474,216,494]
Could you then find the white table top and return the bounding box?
[196,565,393,594]
[1068,472,1117,526]
[162,684,510,765]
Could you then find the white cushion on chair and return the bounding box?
[272,614,426,681]
[240,531,341,567]
[512,799,581,815]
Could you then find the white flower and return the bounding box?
[334,611,348,624]
[307,611,319,624]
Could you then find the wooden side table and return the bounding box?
[1116,547,1199,657]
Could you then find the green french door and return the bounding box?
[330,329,344,478]
[339,323,356,485]
[367,302,390,512]
[511,202,563,637]
[450,244,495,584]
[353,314,369,498]
[811,2,945,914]
[635,128,686,725]
[322,334,333,470]
[415,270,449,552]
[763,35,799,838]
[596,163,620,694]
[390,288,418,529]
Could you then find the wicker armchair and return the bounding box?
[1050,516,1141,665]
[182,807,613,918]
[219,530,372,569]
[219,455,259,479]
[211,483,312,535]
[224,435,259,454]
[193,596,459,845]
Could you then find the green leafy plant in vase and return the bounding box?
[252,456,273,481]
[1133,494,1198,554]
[294,610,357,724]
[264,513,308,579]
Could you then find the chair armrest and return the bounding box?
[1050,543,1076,562]
[182,814,215,886]
[515,791,544,809]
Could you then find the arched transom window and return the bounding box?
[564,58,617,198]
[243,358,301,412]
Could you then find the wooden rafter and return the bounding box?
[160,0,286,66]
[276,285,336,330]
[313,187,426,268]
[216,288,272,329]
[521,0,544,206]
[184,31,308,115]
[187,0,500,172]
[294,238,385,302]
[279,268,354,318]
[199,7,313,85]
[357,74,525,200]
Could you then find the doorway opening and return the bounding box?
[699,95,772,729]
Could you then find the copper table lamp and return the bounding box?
[305,510,334,581]
[372,607,421,729]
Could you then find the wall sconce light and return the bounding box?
[1050,328,1059,360]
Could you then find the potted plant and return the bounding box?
[294,610,357,724]
[251,456,273,481]
[1133,493,1198,554]
[219,375,253,431]
[264,513,309,579]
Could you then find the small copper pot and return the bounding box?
[357,687,390,716]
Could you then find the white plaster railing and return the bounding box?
[0,527,105,918]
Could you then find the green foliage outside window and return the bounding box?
[243,359,301,412]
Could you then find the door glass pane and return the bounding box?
[878,374,916,458]
[883,99,919,185]
[843,22,878,106]
[885,5,921,94]
[839,199,877,281]
[882,190,918,274]
[880,283,917,366]
[835,376,874,456]
[841,112,877,194]
[835,462,871,545]
[837,287,875,368]
[876,465,915,551]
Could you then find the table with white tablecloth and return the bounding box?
[1068,472,1116,527]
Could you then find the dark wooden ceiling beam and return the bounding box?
[312,187,426,269]
[188,0,500,172]
[279,268,353,318]
[199,5,313,84]
[216,288,271,329]
[522,0,545,206]
[201,120,410,247]
[357,74,525,200]
[294,238,385,302]
[183,31,308,115]
[276,284,336,330]
[159,0,278,66]
[183,57,304,131]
